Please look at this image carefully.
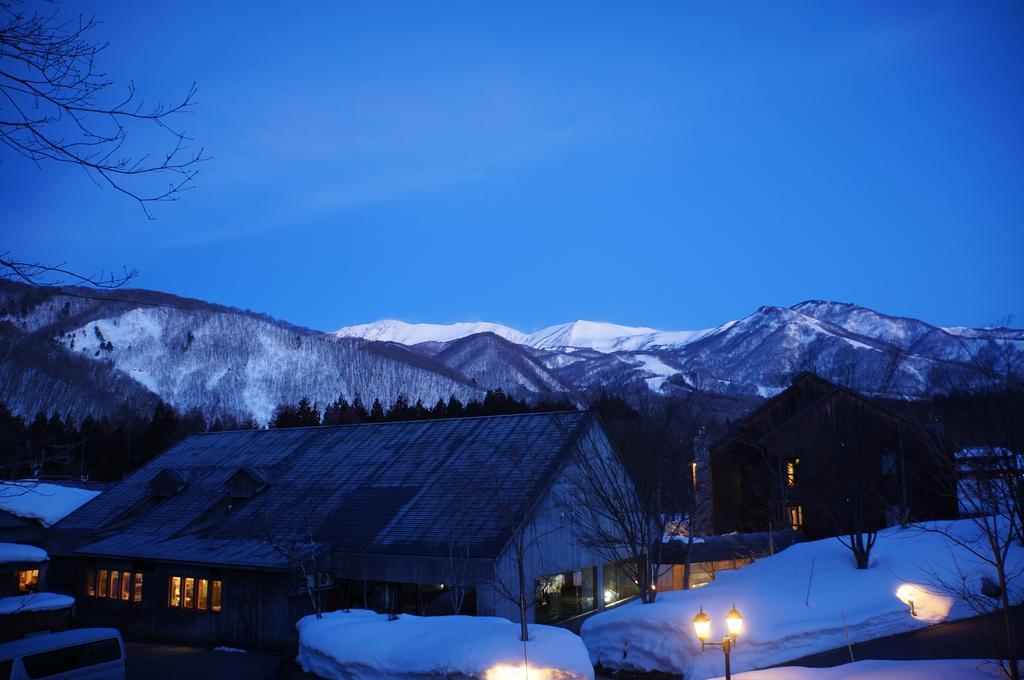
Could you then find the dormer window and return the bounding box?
[225,468,269,500]
[149,469,187,498]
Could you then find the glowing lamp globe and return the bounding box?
[726,603,744,638]
[692,607,711,642]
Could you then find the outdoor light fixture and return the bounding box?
[896,584,919,617]
[692,603,743,680]
[692,606,711,644]
[726,603,744,637]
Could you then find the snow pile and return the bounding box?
[297,610,594,680]
[0,592,74,615]
[582,520,1024,678]
[721,659,1003,679]
[0,481,101,527]
[0,542,48,565]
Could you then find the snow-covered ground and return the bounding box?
[0,481,101,527]
[0,541,48,565]
[720,659,1004,679]
[582,520,1023,679]
[296,610,594,680]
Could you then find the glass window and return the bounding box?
[881,451,897,476]
[168,576,181,607]
[87,569,96,597]
[120,571,131,601]
[535,567,597,625]
[108,570,120,600]
[98,569,108,598]
[602,562,639,606]
[18,569,39,592]
[183,577,195,608]
[197,578,208,610]
[133,572,144,603]
[210,580,222,612]
[786,458,799,486]
[789,505,804,532]
[22,638,121,679]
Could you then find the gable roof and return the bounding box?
[57,411,593,570]
[713,372,922,450]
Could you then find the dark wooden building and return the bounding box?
[710,373,955,539]
[45,411,631,649]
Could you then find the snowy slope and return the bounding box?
[434,332,568,395]
[2,279,1022,423]
[335,320,526,345]
[337,318,714,352]
[582,519,1023,678]
[525,320,713,352]
[51,307,483,425]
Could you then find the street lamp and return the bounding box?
[692,603,743,680]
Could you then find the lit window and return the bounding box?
[168,576,182,607]
[17,569,39,592]
[789,505,804,532]
[98,569,108,598]
[197,579,209,610]
[786,459,800,487]
[133,573,144,603]
[121,571,132,601]
[109,570,120,600]
[87,569,96,597]
[210,580,222,612]
[183,577,195,608]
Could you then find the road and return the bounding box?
[125,641,289,680]
[780,606,1023,668]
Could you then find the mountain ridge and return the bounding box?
[2,280,1020,425]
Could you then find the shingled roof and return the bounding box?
[57,411,593,570]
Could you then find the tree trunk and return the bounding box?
[998,565,1020,680]
[682,532,694,589]
[518,551,529,642]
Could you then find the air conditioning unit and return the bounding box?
[317,572,336,589]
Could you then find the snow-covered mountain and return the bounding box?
[337,318,714,352]
[1,280,1020,424]
[335,320,525,345]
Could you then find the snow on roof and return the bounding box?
[953,447,1020,458]
[0,542,48,565]
[297,610,594,680]
[582,518,1023,678]
[0,592,74,616]
[0,481,101,527]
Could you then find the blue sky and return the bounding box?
[4,1,1022,332]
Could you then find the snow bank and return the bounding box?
[296,610,594,680]
[0,592,74,615]
[582,520,1023,679]
[0,542,47,565]
[721,659,1004,679]
[0,481,101,527]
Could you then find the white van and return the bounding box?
[0,628,125,680]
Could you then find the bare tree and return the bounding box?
[910,342,1024,679]
[260,504,325,620]
[1,2,205,291]
[483,450,553,642]
[561,389,709,603]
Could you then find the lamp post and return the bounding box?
[692,603,744,680]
